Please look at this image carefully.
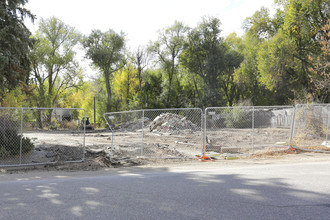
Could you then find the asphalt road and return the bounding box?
[1,161,330,220]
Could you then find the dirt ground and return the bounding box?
[1,126,329,173]
[1,144,330,174]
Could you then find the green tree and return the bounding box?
[180,17,224,106]
[308,19,330,102]
[235,7,285,105]
[143,70,164,109]
[181,16,244,107]
[132,46,149,109]
[83,29,126,112]
[232,33,273,105]
[0,0,35,98]
[237,1,329,105]
[221,36,244,106]
[149,21,188,107]
[30,17,82,108]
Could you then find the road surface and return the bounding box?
[1,161,330,220]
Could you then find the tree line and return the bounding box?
[0,0,329,126]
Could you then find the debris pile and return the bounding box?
[149,113,199,134]
[114,118,151,132]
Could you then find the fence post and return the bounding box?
[326,105,329,143]
[202,108,207,156]
[141,110,144,157]
[19,108,24,165]
[252,106,255,154]
[82,109,86,162]
[289,106,297,147]
[203,112,205,147]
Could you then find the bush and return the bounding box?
[0,117,34,157]
[223,108,252,128]
[59,120,78,130]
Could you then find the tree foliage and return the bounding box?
[0,0,35,98]
[83,29,126,112]
[235,0,330,104]
[30,17,82,108]
[2,0,329,120]
[149,21,188,107]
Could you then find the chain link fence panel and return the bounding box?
[103,108,203,161]
[0,107,86,167]
[291,104,330,151]
[205,106,294,156]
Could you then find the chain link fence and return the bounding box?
[2,104,328,166]
[291,104,330,151]
[103,108,203,161]
[0,107,86,167]
[205,106,294,156]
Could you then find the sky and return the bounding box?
[24,0,276,78]
[25,0,277,49]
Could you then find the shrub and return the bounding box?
[59,120,78,130]
[223,108,252,128]
[0,117,34,157]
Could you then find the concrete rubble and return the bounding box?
[149,113,199,134]
[114,118,151,132]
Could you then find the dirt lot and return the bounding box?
[1,127,329,173]
[1,110,328,171]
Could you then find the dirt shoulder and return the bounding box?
[1,150,330,178]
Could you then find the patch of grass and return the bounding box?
[225,156,240,160]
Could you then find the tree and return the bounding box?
[112,65,140,110]
[308,19,330,102]
[236,0,329,105]
[0,0,35,98]
[221,37,244,106]
[149,21,188,107]
[232,33,273,105]
[180,16,227,106]
[132,46,149,109]
[143,70,164,109]
[30,17,82,108]
[83,29,126,112]
[280,0,329,99]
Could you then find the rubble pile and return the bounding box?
[149,113,199,134]
[114,118,151,132]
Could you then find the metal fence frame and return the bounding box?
[1,104,328,166]
[103,108,203,161]
[290,104,329,151]
[103,105,329,161]
[204,106,294,155]
[0,107,86,167]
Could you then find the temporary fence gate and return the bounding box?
[0,107,86,167]
[104,105,329,161]
[103,108,203,161]
[204,106,294,156]
[291,104,329,150]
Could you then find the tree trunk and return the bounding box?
[104,72,112,112]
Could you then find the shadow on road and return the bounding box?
[1,164,330,220]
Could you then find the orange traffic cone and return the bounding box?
[199,145,212,162]
[285,145,297,154]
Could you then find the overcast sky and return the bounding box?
[25,0,276,49]
[24,0,276,78]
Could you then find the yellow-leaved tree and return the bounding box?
[112,65,140,111]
